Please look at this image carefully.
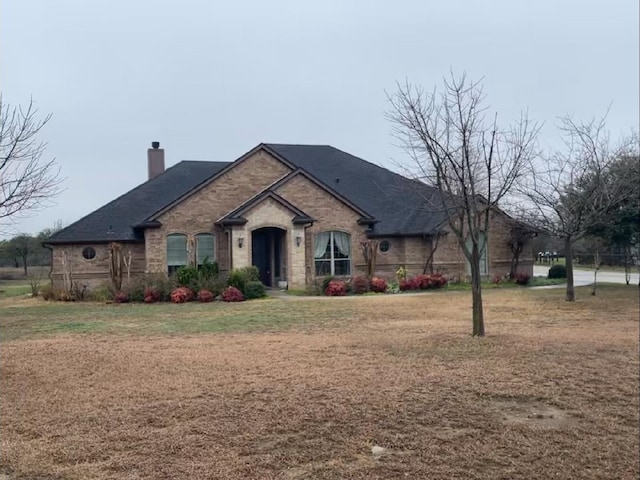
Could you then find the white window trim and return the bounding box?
[315,231,351,276]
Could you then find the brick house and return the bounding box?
[46,142,534,290]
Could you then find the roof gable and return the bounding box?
[217,190,314,226]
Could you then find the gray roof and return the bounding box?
[265,144,447,236]
[47,144,447,244]
[47,161,229,243]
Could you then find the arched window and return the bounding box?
[314,231,351,276]
[465,232,488,276]
[167,233,188,275]
[196,233,215,267]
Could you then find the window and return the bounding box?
[82,246,96,260]
[314,231,351,276]
[465,232,488,276]
[379,240,390,253]
[196,233,215,267]
[167,233,188,275]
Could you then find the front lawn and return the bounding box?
[1,285,638,479]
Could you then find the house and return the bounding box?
[45,142,534,290]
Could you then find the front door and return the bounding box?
[251,228,285,287]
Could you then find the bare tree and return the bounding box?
[0,96,62,223]
[387,73,540,336]
[519,114,637,301]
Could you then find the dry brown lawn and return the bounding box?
[1,286,638,479]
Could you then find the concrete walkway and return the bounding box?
[533,265,640,286]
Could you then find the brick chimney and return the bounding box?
[147,141,165,180]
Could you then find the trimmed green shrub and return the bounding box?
[199,258,219,280]
[228,266,260,293]
[548,264,567,279]
[244,281,266,299]
[176,266,200,290]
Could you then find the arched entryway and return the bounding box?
[251,227,287,287]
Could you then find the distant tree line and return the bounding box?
[0,226,60,276]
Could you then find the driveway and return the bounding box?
[533,265,639,286]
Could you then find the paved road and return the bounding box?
[533,265,640,286]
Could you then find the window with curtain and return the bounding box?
[196,233,215,267]
[167,233,188,275]
[314,231,351,276]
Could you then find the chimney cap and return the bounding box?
[151,141,160,149]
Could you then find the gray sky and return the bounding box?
[2,0,638,238]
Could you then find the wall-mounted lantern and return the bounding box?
[238,236,244,248]
[296,235,302,247]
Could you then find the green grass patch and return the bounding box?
[0,298,355,342]
[0,282,32,299]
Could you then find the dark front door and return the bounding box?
[251,228,285,287]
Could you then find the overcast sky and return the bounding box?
[1,0,638,238]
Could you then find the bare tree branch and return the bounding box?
[386,72,541,336]
[0,96,63,227]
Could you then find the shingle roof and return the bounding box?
[264,144,447,236]
[46,161,229,243]
[47,144,448,244]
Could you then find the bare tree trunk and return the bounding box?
[470,246,485,337]
[22,257,28,277]
[591,250,601,296]
[509,245,523,279]
[565,238,575,302]
[422,235,440,275]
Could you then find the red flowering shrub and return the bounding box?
[197,289,214,302]
[222,286,245,302]
[114,291,129,303]
[350,275,370,294]
[143,286,161,303]
[170,287,194,304]
[492,274,503,285]
[399,274,447,291]
[430,273,448,288]
[325,280,347,296]
[513,272,530,285]
[370,277,387,293]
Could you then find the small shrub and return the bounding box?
[320,276,335,292]
[370,276,387,293]
[40,284,55,301]
[197,289,214,302]
[430,273,448,288]
[170,287,194,304]
[492,274,503,285]
[199,258,219,279]
[114,291,129,303]
[386,279,400,294]
[548,264,567,279]
[228,266,260,293]
[222,286,245,302]
[244,281,266,300]
[395,265,407,280]
[88,286,113,302]
[513,272,530,285]
[176,266,200,290]
[325,280,347,296]
[143,286,161,303]
[350,275,370,294]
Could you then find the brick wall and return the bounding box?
[274,174,368,286]
[146,150,292,275]
[50,242,146,290]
